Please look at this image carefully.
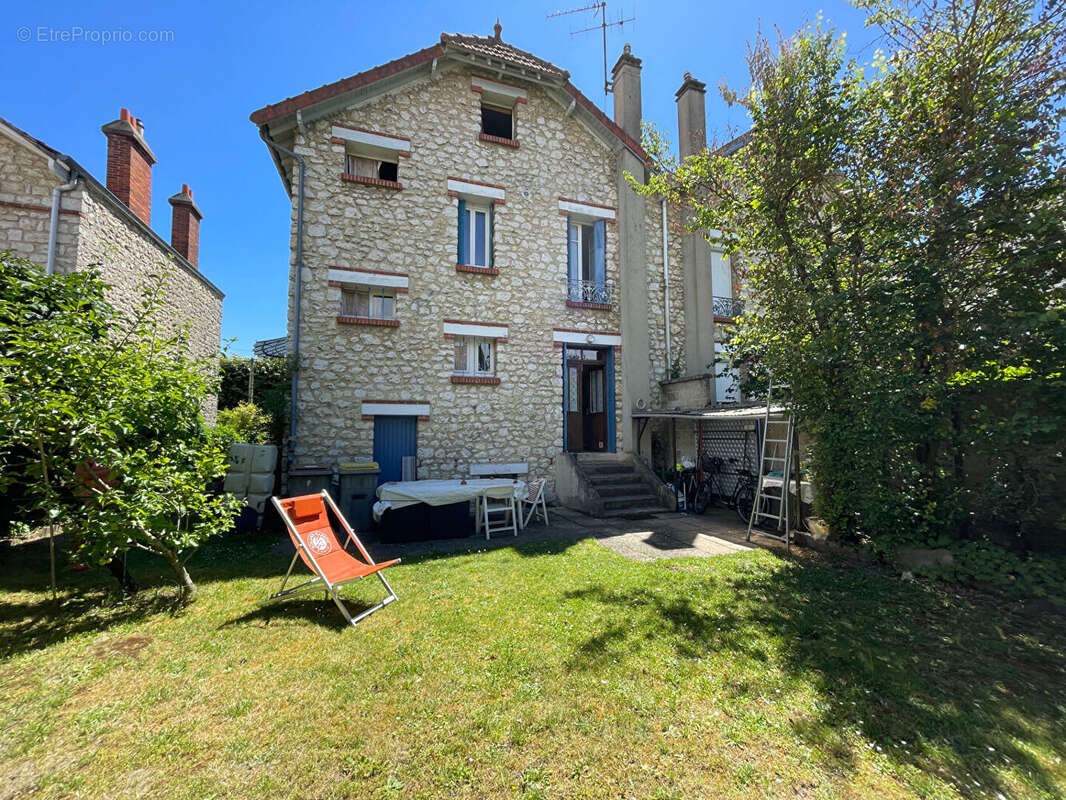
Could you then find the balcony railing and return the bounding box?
[713,295,745,319]
[566,279,614,306]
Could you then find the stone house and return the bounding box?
[251,23,742,508]
[0,110,224,420]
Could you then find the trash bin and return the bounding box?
[339,468,380,533]
[286,468,331,497]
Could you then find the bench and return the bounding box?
[469,462,528,479]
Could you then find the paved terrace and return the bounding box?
[363,506,792,563]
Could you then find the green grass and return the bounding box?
[1,532,1064,799]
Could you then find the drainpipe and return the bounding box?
[661,198,672,371]
[258,127,305,472]
[46,160,78,276]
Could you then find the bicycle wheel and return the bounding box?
[693,482,712,514]
[734,486,755,525]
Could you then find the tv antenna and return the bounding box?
[547,2,636,104]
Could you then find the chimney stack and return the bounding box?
[168,184,203,267]
[611,43,643,142]
[675,72,707,159]
[102,108,156,225]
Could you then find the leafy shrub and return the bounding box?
[216,402,271,447]
[913,541,1066,605]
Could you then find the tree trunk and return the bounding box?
[158,546,197,602]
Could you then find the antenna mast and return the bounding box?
[547,2,636,104]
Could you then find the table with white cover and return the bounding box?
[373,479,527,532]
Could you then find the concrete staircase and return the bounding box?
[556,452,675,518]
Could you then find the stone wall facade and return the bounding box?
[0,129,224,422]
[0,134,79,269]
[71,185,223,385]
[282,64,687,483]
[645,198,687,401]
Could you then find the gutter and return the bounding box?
[259,126,306,474]
[46,158,78,276]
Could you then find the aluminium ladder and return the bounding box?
[746,379,795,549]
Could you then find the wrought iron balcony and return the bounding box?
[566,279,614,306]
[713,295,745,319]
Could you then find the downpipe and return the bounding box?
[46,160,78,275]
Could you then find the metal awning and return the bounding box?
[632,403,786,421]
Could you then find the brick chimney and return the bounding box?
[675,71,707,159]
[611,43,642,142]
[168,184,203,267]
[102,108,156,225]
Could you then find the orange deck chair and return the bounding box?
[270,491,399,627]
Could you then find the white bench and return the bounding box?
[470,462,528,479]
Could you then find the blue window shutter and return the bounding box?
[457,199,467,265]
[605,346,616,452]
[566,216,578,283]
[593,220,606,287]
[489,203,495,270]
[562,343,568,452]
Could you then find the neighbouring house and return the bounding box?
[250,22,746,513]
[0,109,224,421]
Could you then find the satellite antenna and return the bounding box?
[547,2,636,105]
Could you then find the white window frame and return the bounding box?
[463,201,491,268]
[345,152,398,182]
[453,335,495,377]
[340,285,396,319]
[480,102,514,140]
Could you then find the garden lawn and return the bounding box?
[1,533,1064,800]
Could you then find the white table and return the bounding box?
[373,479,527,532]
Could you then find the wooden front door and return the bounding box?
[565,347,608,453]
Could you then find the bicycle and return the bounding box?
[692,455,726,514]
[673,464,698,511]
[730,467,760,525]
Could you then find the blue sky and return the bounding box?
[0,1,876,355]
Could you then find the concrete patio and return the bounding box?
[366,504,792,563]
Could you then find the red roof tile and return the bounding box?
[250,44,443,125]
[440,32,568,78]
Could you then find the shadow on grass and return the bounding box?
[0,586,180,660]
[221,598,356,631]
[563,554,1066,800]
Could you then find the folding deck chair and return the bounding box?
[270,491,399,627]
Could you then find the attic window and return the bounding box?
[481,104,512,140]
[346,154,398,183]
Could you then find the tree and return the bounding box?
[636,0,1066,550]
[218,352,292,449]
[0,254,239,601]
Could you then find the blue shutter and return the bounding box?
[605,346,616,453]
[566,216,578,284]
[457,199,467,265]
[489,203,495,270]
[561,343,568,452]
[593,219,606,288]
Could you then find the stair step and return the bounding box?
[586,472,642,485]
[601,505,670,518]
[596,483,650,497]
[584,465,638,476]
[602,494,661,510]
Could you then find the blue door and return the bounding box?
[373,415,417,485]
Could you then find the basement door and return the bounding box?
[373,415,417,485]
[563,345,616,453]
